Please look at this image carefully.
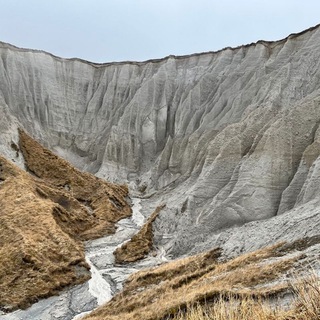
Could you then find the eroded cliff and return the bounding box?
[1,24,320,258]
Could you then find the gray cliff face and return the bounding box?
[1,25,320,257]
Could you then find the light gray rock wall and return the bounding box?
[1,25,320,256]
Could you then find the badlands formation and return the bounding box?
[1,24,320,319]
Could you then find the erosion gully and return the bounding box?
[2,198,167,320]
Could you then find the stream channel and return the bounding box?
[2,198,167,320]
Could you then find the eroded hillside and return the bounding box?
[1,25,320,257]
[83,239,320,320]
[0,131,131,312]
[1,24,320,320]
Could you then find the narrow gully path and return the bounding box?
[2,198,166,320]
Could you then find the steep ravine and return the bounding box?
[2,198,166,320]
[1,24,320,319]
[1,25,320,258]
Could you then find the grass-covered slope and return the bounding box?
[173,275,320,320]
[0,131,131,312]
[114,205,165,263]
[18,129,131,238]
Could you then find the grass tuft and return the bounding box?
[114,205,165,263]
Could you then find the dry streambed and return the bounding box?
[2,198,167,320]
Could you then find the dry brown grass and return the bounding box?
[2,130,318,318]
[114,205,165,263]
[19,129,131,237]
[291,273,320,319]
[172,274,320,320]
[83,242,308,320]
[0,131,131,312]
[0,157,89,311]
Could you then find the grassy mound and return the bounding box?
[114,205,165,263]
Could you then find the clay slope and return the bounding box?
[1,24,320,257]
[0,131,130,312]
[18,129,131,237]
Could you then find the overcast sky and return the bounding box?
[0,0,319,63]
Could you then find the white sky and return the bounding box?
[0,0,319,62]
